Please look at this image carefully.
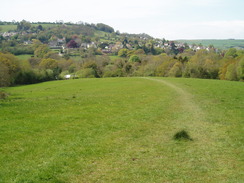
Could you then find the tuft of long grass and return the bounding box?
[0,91,8,99]
[174,130,193,141]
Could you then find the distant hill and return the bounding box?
[1,20,244,51]
[175,39,244,50]
[0,21,155,47]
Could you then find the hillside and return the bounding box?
[175,39,244,50]
[0,21,155,50]
[1,22,244,50]
[1,20,244,86]
[0,77,243,182]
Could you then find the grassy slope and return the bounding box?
[0,25,17,32]
[0,24,58,33]
[176,39,244,49]
[37,24,59,29]
[0,78,243,183]
[16,54,33,60]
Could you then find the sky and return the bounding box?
[1,0,244,40]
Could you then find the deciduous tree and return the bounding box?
[34,44,49,58]
[39,58,58,70]
[129,55,141,63]
[0,52,20,86]
[17,20,31,31]
[118,48,129,57]
[67,40,78,48]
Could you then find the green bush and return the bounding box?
[118,48,129,57]
[168,62,182,77]
[129,55,141,63]
[79,68,96,78]
[103,69,123,77]
[237,58,244,81]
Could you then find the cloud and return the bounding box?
[2,0,244,39]
[187,0,222,6]
[151,20,244,39]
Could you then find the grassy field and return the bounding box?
[0,25,17,32]
[175,39,244,50]
[16,54,33,60]
[0,78,243,182]
[0,24,58,33]
[37,24,59,29]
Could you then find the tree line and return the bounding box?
[1,45,243,87]
[0,20,243,87]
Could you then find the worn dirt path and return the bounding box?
[142,78,242,181]
[144,77,207,135]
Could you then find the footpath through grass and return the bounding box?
[0,77,243,182]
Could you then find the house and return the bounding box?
[24,40,32,45]
[48,37,66,49]
[87,42,97,48]
[64,74,71,79]
[126,44,133,49]
[80,43,88,49]
[111,42,123,51]
[64,74,77,79]
[2,32,17,38]
[57,37,65,46]
[49,40,61,49]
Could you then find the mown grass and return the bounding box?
[176,39,244,49]
[37,24,59,29]
[0,25,17,32]
[0,77,243,182]
[16,54,33,60]
[0,23,59,33]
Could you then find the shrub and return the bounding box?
[225,63,237,81]
[79,68,96,78]
[129,55,141,63]
[118,48,129,57]
[0,52,21,86]
[168,62,183,77]
[237,57,244,81]
[103,69,123,77]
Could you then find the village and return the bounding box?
[0,22,218,57]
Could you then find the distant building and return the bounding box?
[64,75,71,79]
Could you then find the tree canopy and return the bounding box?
[96,23,114,33]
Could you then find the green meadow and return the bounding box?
[0,25,17,32]
[0,24,57,33]
[176,39,244,49]
[0,78,243,183]
[16,54,33,60]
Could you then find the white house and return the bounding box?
[64,74,71,79]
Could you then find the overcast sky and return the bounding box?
[1,0,244,39]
